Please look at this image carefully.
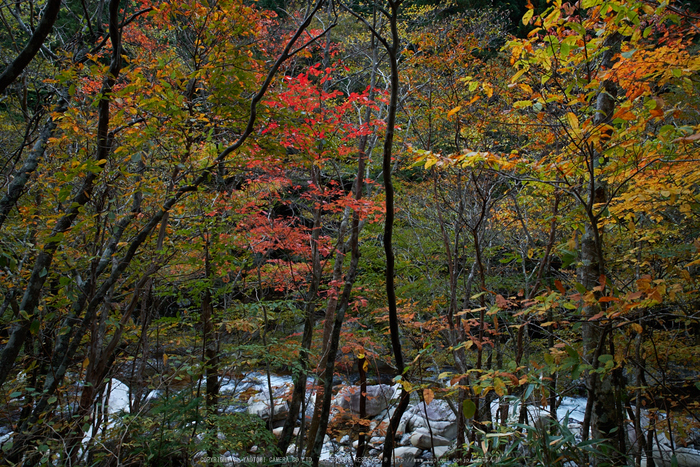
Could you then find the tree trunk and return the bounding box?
[578,31,624,464]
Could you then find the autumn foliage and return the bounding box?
[0,0,699,465]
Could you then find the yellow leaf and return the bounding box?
[566,112,579,130]
[163,353,169,366]
[82,357,90,370]
[630,323,643,334]
[494,377,506,397]
[425,156,438,169]
[519,83,533,94]
[522,8,534,25]
[447,106,462,118]
[482,83,493,98]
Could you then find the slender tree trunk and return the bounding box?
[278,170,323,454]
[354,353,368,467]
[0,96,68,230]
[306,9,379,449]
[0,0,61,94]
[578,32,624,462]
[0,0,124,387]
[310,164,365,467]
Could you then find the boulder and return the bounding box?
[409,429,451,449]
[334,384,399,417]
[400,399,457,440]
[390,446,422,467]
[398,432,412,446]
[641,433,700,467]
[433,446,451,459]
[247,399,288,421]
[406,399,456,422]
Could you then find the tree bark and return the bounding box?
[0,0,61,94]
[578,31,624,463]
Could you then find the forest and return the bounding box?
[0,0,699,466]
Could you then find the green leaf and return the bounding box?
[560,42,570,57]
[462,399,476,419]
[30,319,40,335]
[572,364,581,380]
[598,354,613,366]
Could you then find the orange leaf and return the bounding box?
[555,279,566,294]
[423,388,434,406]
[674,133,700,144]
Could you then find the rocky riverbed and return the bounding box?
[4,373,696,467]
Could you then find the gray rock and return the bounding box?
[398,432,412,446]
[391,446,422,467]
[369,436,385,446]
[406,400,456,422]
[433,446,450,459]
[334,384,399,417]
[641,432,700,467]
[247,400,288,421]
[403,417,456,440]
[409,429,451,449]
[400,400,458,440]
[340,435,351,445]
[273,426,301,438]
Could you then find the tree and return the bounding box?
[506,0,700,459]
[0,0,332,461]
